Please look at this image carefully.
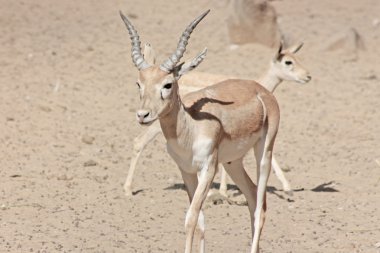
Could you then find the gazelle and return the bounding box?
[120,9,280,253]
[123,42,311,197]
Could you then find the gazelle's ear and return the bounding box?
[143,43,156,65]
[174,48,207,79]
[274,41,284,61]
[286,42,304,54]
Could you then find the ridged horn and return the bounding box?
[160,9,210,73]
[120,11,150,70]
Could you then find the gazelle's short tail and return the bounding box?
[257,93,280,151]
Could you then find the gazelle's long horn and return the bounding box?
[160,9,210,73]
[120,11,150,70]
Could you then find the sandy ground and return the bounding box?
[1,0,379,252]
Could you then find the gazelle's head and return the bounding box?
[271,42,312,84]
[120,10,209,125]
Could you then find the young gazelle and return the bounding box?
[120,10,280,253]
[123,42,311,196]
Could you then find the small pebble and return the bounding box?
[84,160,97,167]
[81,134,95,145]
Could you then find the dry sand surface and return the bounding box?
[1,0,380,252]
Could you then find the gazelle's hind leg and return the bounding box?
[251,136,274,253]
[223,158,257,237]
[218,167,228,197]
[249,94,279,253]
[124,122,162,196]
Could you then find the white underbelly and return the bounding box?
[166,130,262,173]
[218,130,263,164]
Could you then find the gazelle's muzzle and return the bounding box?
[300,73,312,84]
[136,109,157,125]
[136,110,149,123]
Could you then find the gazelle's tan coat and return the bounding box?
[120,10,281,253]
[124,42,311,197]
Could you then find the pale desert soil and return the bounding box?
[0,0,379,252]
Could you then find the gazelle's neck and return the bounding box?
[159,92,192,143]
[257,64,282,93]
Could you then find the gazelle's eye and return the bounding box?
[163,83,172,89]
[161,83,173,100]
[136,82,141,89]
[285,60,293,65]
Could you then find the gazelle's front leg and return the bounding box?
[220,155,292,197]
[220,155,291,198]
[184,151,217,253]
[180,170,205,253]
[271,155,292,193]
[124,121,162,196]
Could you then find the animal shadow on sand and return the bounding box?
[163,181,339,206]
[310,181,339,192]
[164,182,239,192]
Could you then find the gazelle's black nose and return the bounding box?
[136,110,150,123]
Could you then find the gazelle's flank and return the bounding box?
[120,10,280,253]
[124,42,311,196]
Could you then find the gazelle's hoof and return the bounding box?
[124,186,133,197]
[207,189,216,197]
[282,183,292,194]
[219,190,228,198]
[284,190,293,196]
[207,189,228,198]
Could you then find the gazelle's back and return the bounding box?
[182,79,278,139]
